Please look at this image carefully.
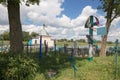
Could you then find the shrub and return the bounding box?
[0,53,39,80]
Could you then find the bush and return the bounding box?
[0,53,39,80]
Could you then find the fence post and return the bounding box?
[39,35,42,58]
[114,39,119,80]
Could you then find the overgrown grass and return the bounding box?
[0,52,120,80]
[33,53,120,80]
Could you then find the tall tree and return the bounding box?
[0,0,40,53]
[30,32,39,38]
[0,31,10,40]
[22,31,30,41]
[99,0,120,57]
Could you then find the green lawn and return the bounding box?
[0,52,120,80]
[34,53,120,80]
[56,41,118,47]
[0,40,118,47]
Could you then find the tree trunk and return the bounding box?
[99,35,107,57]
[7,0,23,53]
[99,19,111,57]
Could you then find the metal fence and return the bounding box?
[0,43,119,57]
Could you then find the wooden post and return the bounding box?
[39,35,42,58]
[114,39,119,80]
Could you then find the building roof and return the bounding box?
[40,24,49,36]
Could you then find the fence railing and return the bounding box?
[0,44,119,57]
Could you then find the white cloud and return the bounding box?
[81,6,97,16]
[72,6,97,27]
[0,4,8,25]
[0,25,9,34]
[110,17,120,30]
[22,25,41,34]
[108,17,120,41]
[20,0,64,24]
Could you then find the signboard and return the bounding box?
[97,26,107,36]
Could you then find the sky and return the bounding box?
[0,0,120,42]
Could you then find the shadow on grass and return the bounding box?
[27,52,74,79]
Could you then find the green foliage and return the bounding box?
[30,32,39,38]
[0,31,10,40]
[77,39,86,43]
[99,0,120,19]
[52,56,120,80]
[22,31,31,41]
[0,0,7,6]
[58,39,68,42]
[1,52,120,80]
[0,53,39,80]
[107,41,113,44]
[37,52,69,72]
[0,31,38,41]
[0,0,40,5]
[30,53,120,80]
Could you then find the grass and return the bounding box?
[0,51,120,80]
[0,40,118,47]
[32,52,120,80]
[56,41,118,47]
[54,57,119,80]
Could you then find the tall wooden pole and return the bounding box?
[114,39,119,80]
[39,35,42,58]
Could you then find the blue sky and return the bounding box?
[0,0,120,41]
[62,0,103,19]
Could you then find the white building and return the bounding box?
[29,25,54,47]
[31,35,54,47]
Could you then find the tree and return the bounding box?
[0,31,10,40]
[70,39,73,42]
[0,0,40,53]
[30,32,39,38]
[99,0,120,57]
[78,39,86,43]
[22,31,30,41]
[23,32,39,41]
[0,31,33,41]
